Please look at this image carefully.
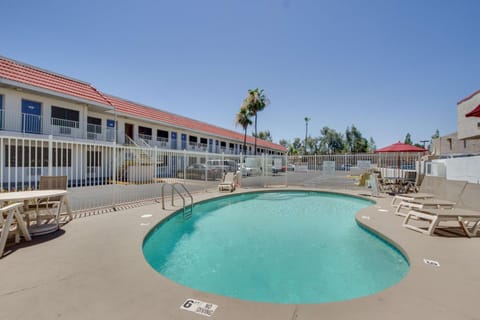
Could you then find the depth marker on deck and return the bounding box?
[180,299,218,317]
[141,214,152,218]
[378,209,389,213]
[423,258,440,267]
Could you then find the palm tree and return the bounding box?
[241,88,269,155]
[304,117,311,154]
[235,106,253,154]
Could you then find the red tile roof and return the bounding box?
[0,56,285,152]
[105,94,287,152]
[0,56,112,107]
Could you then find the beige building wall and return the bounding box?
[457,89,480,139]
[431,132,480,156]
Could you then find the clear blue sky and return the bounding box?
[2,0,479,148]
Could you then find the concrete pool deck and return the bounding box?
[1,187,479,320]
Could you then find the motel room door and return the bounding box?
[124,123,134,142]
[21,99,42,134]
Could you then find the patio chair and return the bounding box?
[0,203,24,257]
[29,176,71,223]
[218,172,236,192]
[369,171,395,196]
[402,171,418,193]
[391,174,436,206]
[402,183,480,237]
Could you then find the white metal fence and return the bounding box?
[0,134,426,212]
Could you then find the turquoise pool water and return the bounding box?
[143,191,409,304]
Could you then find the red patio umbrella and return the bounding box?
[375,141,427,153]
[465,104,480,118]
[375,142,427,178]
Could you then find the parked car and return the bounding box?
[335,164,351,171]
[238,163,262,176]
[176,164,221,180]
[206,159,237,173]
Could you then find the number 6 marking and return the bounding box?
[183,300,194,309]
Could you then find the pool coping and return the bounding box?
[1,186,479,319]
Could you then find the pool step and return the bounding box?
[183,206,193,220]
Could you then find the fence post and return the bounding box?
[205,149,208,186]
[112,142,117,210]
[285,152,288,187]
[183,149,187,182]
[48,135,53,176]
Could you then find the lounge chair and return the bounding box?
[403,208,480,237]
[395,198,455,215]
[403,183,480,237]
[391,175,440,206]
[394,178,467,216]
[218,172,236,192]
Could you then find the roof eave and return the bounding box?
[113,110,285,151]
[0,77,114,111]
[457,89,480,105]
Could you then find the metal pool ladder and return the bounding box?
[161,182,194,220]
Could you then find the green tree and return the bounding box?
[253,130,273,142]
[319,126,344,154]
[345,125,368,153]
[304,117,311,154]
[241,88,270,155]
[279,139,288,148]
[432,129,440,139]
[404,133,412,145]
[235,106,253,154]
[290,138,303,155]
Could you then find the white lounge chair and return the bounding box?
[403,208,480,237]
[218,172,236,192]
[393,178,467,215]
[391,175,442,206]
[395,198,455,216]
[402,183,480,237]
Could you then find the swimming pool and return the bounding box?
[143,191,409,304]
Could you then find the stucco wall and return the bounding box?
[431,132,480,156]
[432,156,480,183]
[457,90,480,140]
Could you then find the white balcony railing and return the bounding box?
[138,133,152,141]
[153,137,169,148]
[0,111,118,143]
[2,110,256,153]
